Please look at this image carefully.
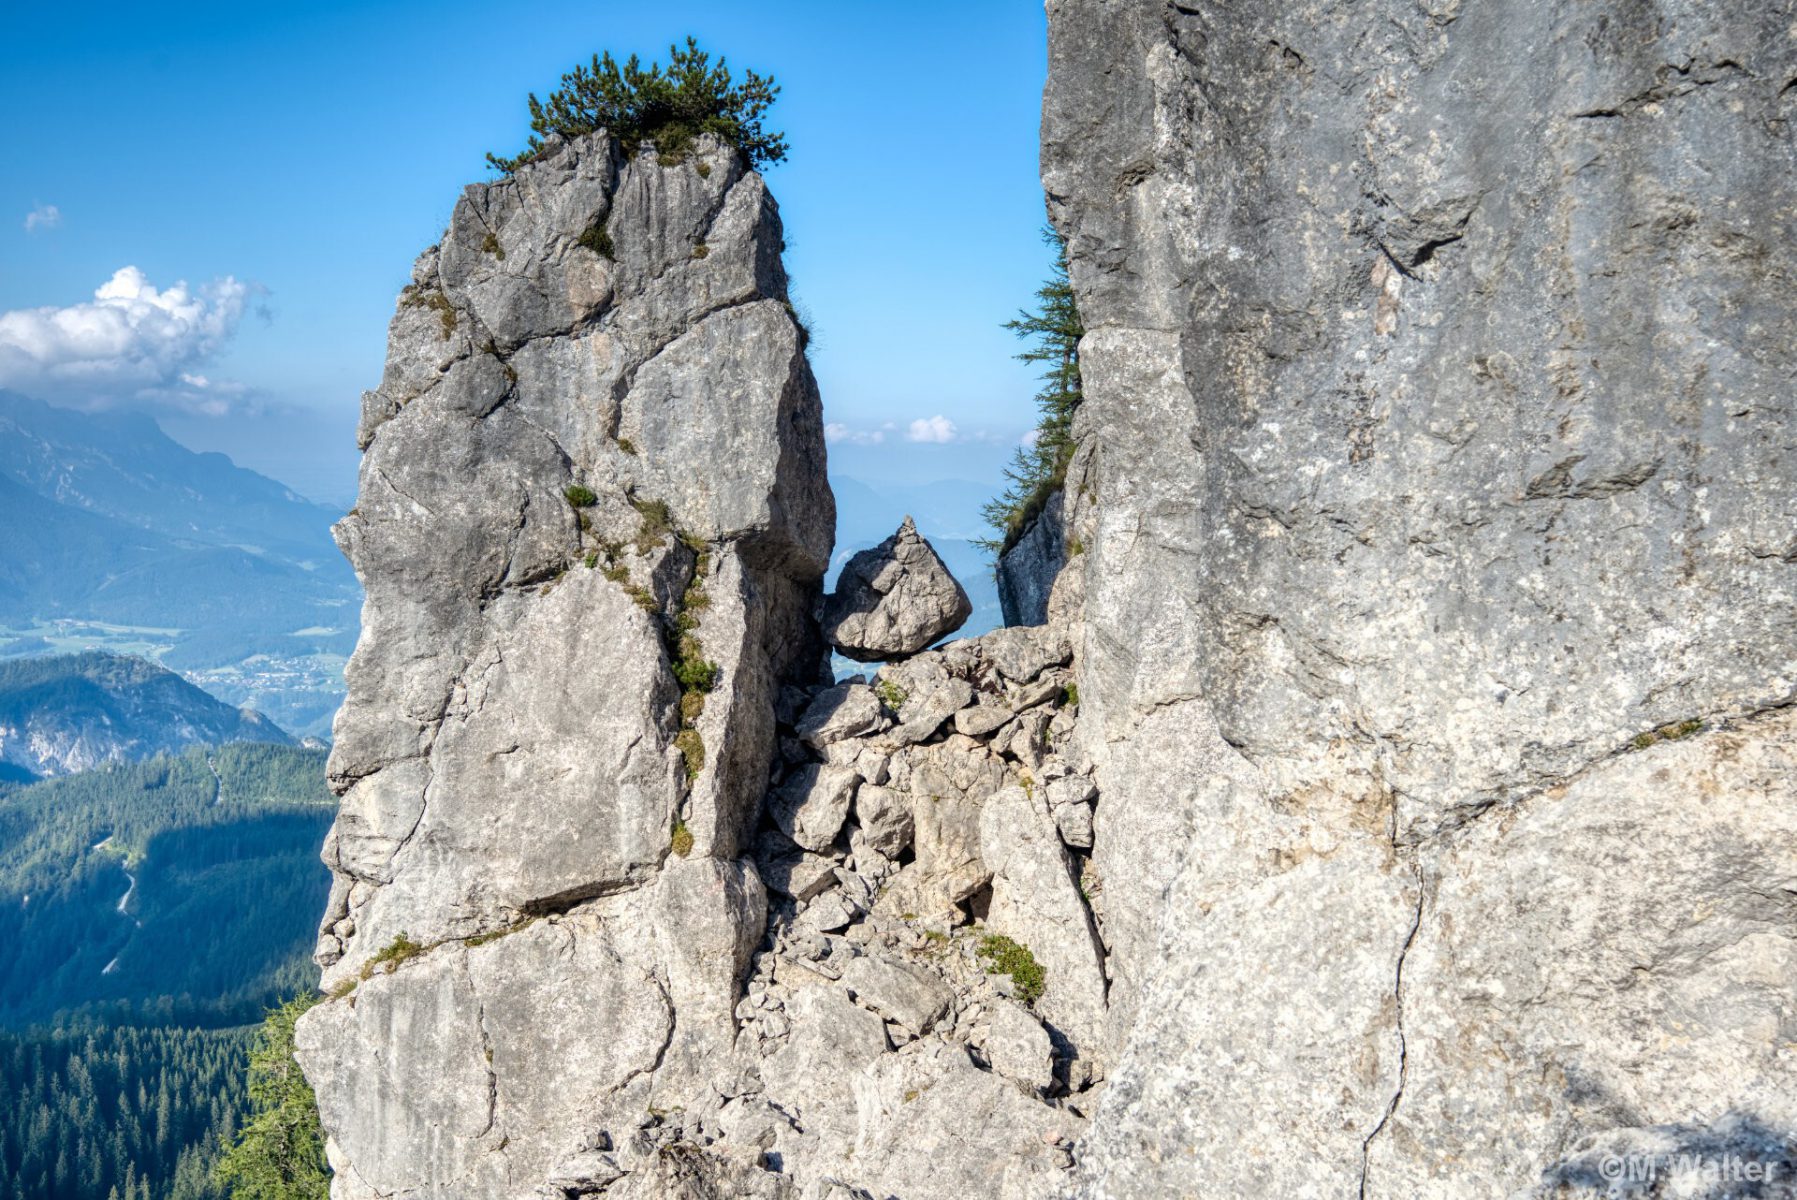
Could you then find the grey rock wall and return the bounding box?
[996,491,1066,628]
[1042,0,1797,1196]
[298,5,1797,1193]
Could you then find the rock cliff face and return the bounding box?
[1037,0,1797,1195]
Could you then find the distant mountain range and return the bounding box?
[0,651,291,781]
[0,391,359,735]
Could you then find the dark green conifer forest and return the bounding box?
[0,743,332,1199]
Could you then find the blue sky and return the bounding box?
[0,1,1049,507]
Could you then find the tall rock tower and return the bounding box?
[297,131,834,1196]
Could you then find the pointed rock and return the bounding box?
[820,516,972,661]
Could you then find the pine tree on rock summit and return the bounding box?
[488,36,787,172]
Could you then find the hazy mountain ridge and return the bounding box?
[0,391,359,736]
[0,652,291,780]
[0,391,345,562]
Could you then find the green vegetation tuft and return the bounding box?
[1631,718,1705,751]
[673,650,719,693]
[214,994,331,1199]
[674,729,705,780]
[480,231,505,259]
[617,437,639,456]
[874,678,907,712]
[669,818,694,858]
[360,933,425,981]
[1062,682,1080,708]
[465,916,537,948]
[583,551,599,569]
[691,242,710,259]
[631,496,675,551]
[780,299,814,350]
[978,228,1084,557]
[400,287,458,340]
[564,484,598,508]
[977,933,1046,1006]
[487,37,787,173]
[577,216,615,260]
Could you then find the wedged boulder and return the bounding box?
[820,517,972,661]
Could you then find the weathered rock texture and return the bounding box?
[820,516,972,660]
[297,132,1100,1200]
[296,131,836,1197]
[1037,0,1797,1196]
[304,5,1797,1194]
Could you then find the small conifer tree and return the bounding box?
[979,229,1085,555]
[214,995,329,1199]
[488,37,786,173]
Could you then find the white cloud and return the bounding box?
[906,415,958,444]
[23,204,61,234]
[1020,428,1042,447]
[0,266,256,412]
[825,422,888,446]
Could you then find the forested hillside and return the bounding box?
[0,742,331,1026]
[0,1023,245,1200]
[0,741,333,1198]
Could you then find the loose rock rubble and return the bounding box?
[720,620,1102,1194]
[517,616,1101,1199]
